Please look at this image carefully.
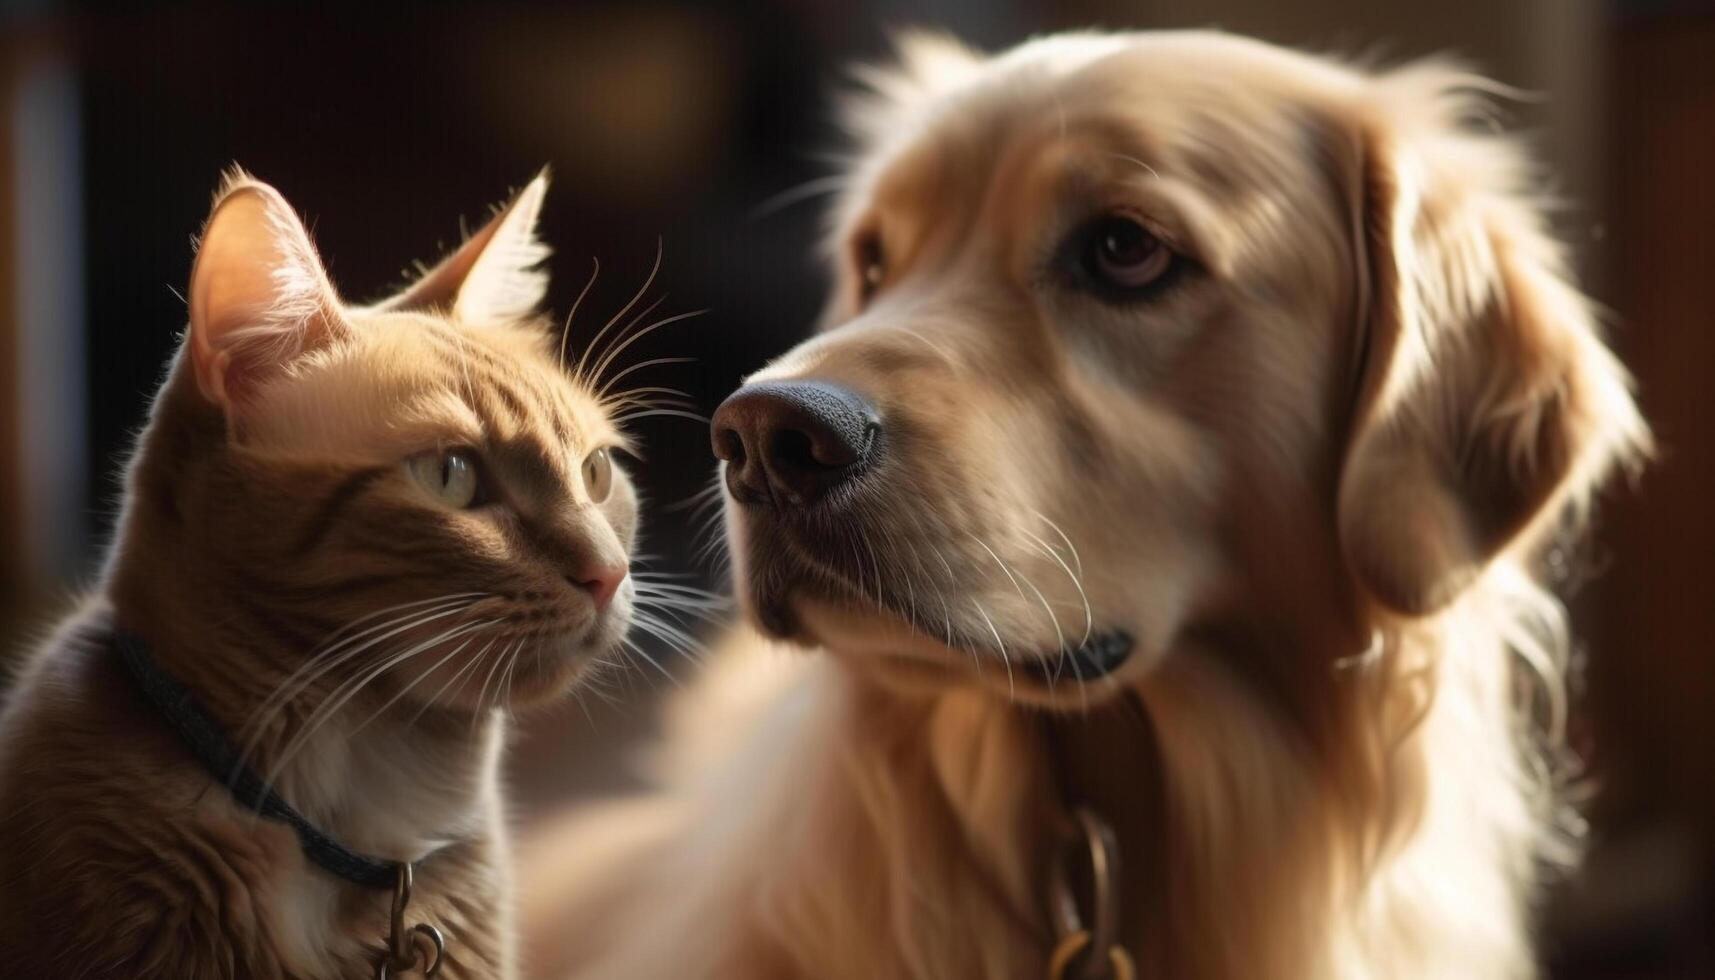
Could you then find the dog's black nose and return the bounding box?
[711,380,878,507]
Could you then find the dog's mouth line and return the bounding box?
[738,520,1135,682]
[760,571,1135,683]
[882,616,1138,684]
[1013,629,1135,683]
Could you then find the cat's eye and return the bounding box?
[408,450,484,509]
[1074,213,1178,298]
[582,448,614,503]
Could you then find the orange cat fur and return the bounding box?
[0,171,637,979]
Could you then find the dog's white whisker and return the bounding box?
[970,600,1014,702]
[1020,527,1094,650]
[1029,508,1084,579]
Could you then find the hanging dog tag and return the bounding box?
[1046,808,1136,980]
[375,863,446,979]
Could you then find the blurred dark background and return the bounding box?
[1,2,1711,977]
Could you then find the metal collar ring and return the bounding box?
[1048,807,1124,980]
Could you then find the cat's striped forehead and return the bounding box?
[240,312,621,475]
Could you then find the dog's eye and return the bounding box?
[855,233,885,302]
[1078,215,1175,295]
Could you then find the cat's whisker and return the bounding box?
[472,636,519,731]
[618,637,680,687]
[603,390,699,409]
[629,572,721,588]
[614,408,713,427]
[603,384,693,405]
[633,597,728,613]
[633,595,729,625]
[257,617,492,807]
[628,614,703,665]
[498,637,529,721]
[590,309,707,397]
[639,610,724,633]
[689,478,734,573]
[588,294,668,386]
[234,595,485,777]
[633,604,705,639]
[584,260,669,377]
[631,582,728,603]
[345,622,500,740]
[632,580,713,593]
[254,593,484,712]
[595,357,696,402]
[406,634,500,728]
[268,615,491,750]
[628,614,697,653]
[316,593,486,649]
[558,256,601,371]
[631,590,726,608]
[566,683,600,728]
[578,667,625,712]
[236,595,483,728]
[661,480,726,516]
[605,397,700,418]
[573,238,661,387]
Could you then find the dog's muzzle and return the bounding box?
[712,380,879,508]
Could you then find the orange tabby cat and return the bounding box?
[0,171,636,979]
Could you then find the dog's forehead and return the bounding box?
[1001,31,1359,108]
[851,32,1357,223]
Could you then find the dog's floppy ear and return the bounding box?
[1337,66,1649,617]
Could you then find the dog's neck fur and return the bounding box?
[721,583,1547,980]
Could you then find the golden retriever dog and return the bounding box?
[522,30,1649,980]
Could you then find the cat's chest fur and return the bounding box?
[0,611,514,980]
[266,710,514,978]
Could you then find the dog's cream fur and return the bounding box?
[522,31,1649,979]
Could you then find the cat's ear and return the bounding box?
[187,171,348,407]
[373,171,551,324]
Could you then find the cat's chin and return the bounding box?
[401,606,634,717]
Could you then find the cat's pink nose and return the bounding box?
[571,562,627,610]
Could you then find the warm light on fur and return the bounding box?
[0,172,642,979]
[523,30,1648,980]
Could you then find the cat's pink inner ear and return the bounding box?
[187,179,345,407]
[373,171,551,324]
